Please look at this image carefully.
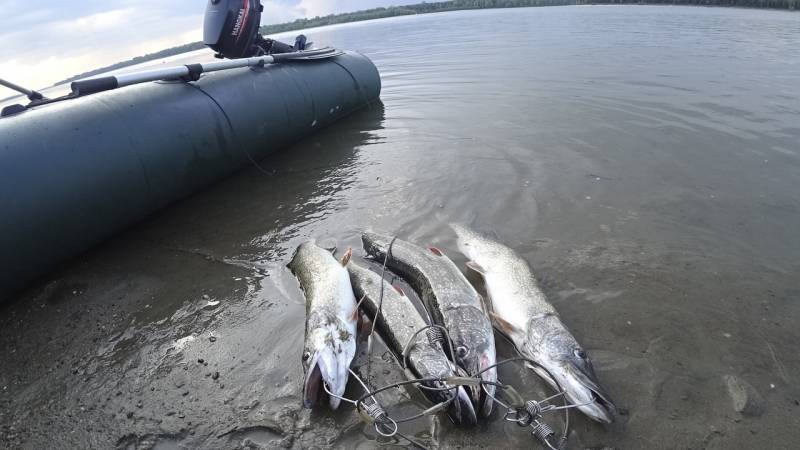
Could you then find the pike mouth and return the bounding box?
[565,363,616,423]
[449,385,478,426]
[303,354,325,409]
[303,350,345,410]
[582,381,616,424]
[476,351,497,418]
[591,390,616,422]
[415,373,477,426]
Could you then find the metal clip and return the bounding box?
[358,399,398,437]
[525,400,544,418]
[445,376,481,387]
[531,420,556,444]
[426,326,446,346]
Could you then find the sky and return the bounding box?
[0,0,417,92]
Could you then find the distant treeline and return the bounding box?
[580,0,796,6]
[58,0,797,84]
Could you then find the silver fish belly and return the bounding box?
[361,232,497,418]
[288,241,357,410]
[452,224,616,423]
[347,262,477,426]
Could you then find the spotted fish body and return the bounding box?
[452,224,616,423]
[288,241,357,410]
[347,262,477,425]
[361,232,497,418]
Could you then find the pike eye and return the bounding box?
[574,348,587,359]
[302,351,311,362]
[455,346,468,358]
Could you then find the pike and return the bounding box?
[347,262,478,426]
[362,232,497,418]
[451,224,616,423]
[288,241,358,409]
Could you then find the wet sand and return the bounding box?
[3,6,800,449]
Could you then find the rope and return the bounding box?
[341,325,575,449]
[364,236,397,386]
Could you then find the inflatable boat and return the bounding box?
[0,0,381,299]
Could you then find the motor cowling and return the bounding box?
[203,0,263,59]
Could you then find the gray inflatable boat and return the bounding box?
[0,1,381,299]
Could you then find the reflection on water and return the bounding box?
[2,5,800,449]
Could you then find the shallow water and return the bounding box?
[2,5,800,449]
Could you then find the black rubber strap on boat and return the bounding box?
[182,64,204,82]
[71,77,119,96]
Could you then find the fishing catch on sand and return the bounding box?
[288,225,617,448]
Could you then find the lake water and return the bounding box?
[2,5,800,449]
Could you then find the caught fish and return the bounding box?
[362,232,497,418]
[347,262,478,426]
[288,241,358,409]
[452,224,616,423]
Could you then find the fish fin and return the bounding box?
[490,312,522,336]
[466,261,486,275]
[393,284,406,297]
[428,246,444,256]
[340,247,352,266]
[351,293,367,322]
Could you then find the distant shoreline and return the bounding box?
[56,0,797,85]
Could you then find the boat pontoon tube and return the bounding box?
[0,50,381,299]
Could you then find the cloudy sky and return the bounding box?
[1,0,416,92]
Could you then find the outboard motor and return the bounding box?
[203,0,307,59]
